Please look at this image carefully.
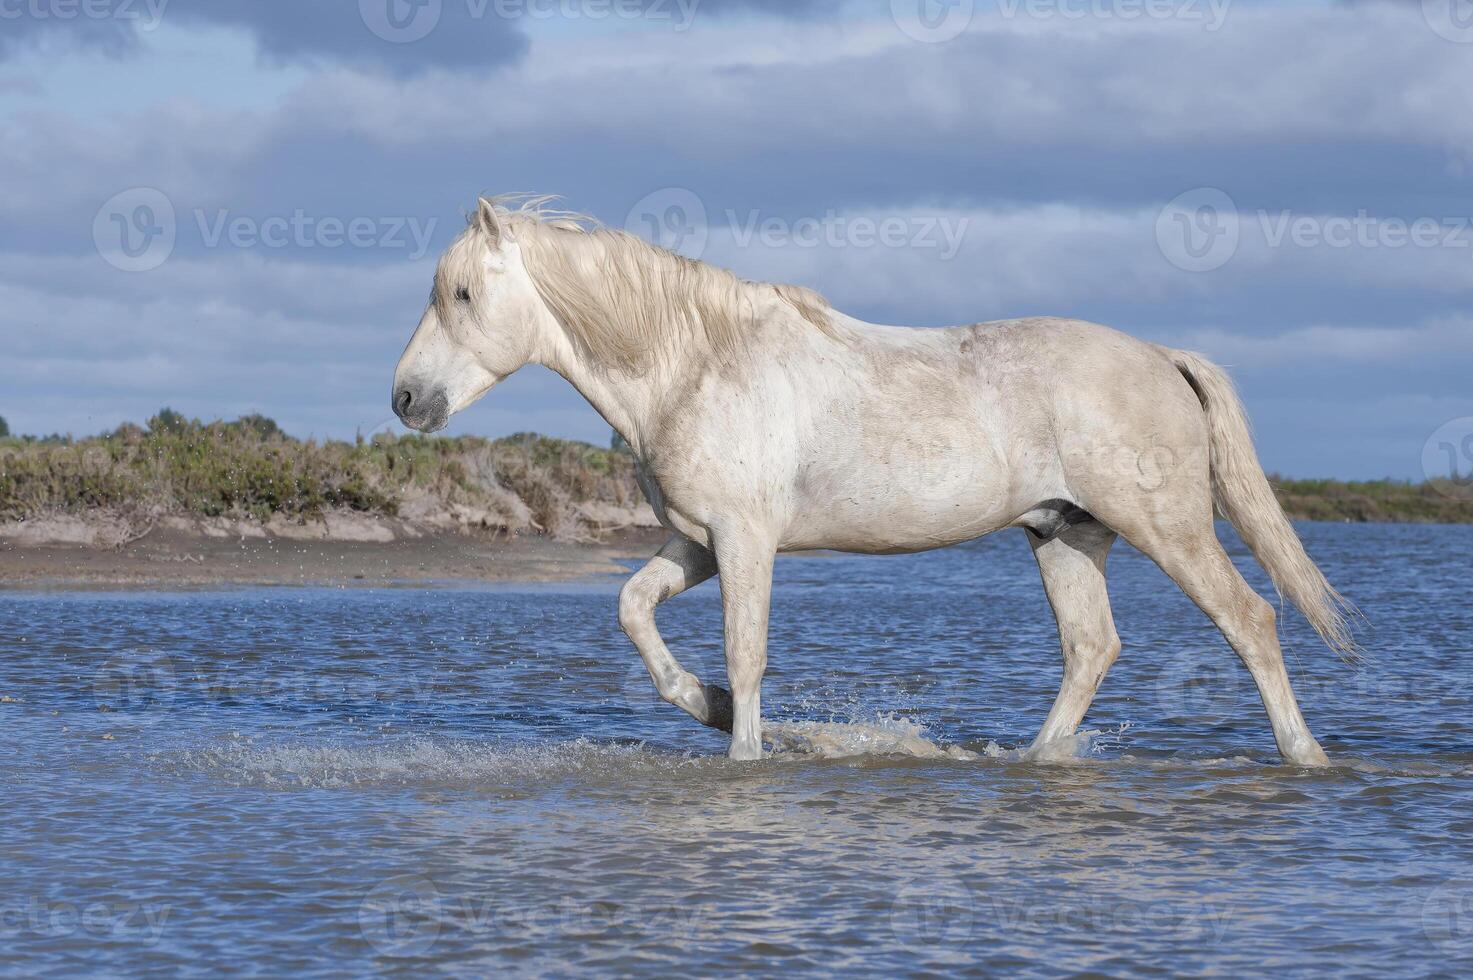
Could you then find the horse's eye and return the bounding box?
[455,286,471,304]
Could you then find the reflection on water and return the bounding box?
[3,522,1473,974]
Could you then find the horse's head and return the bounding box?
[392,198,547,432]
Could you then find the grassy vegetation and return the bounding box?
[1,411,1469,538]
[1269,475,1473,524]
[0,411,645,539]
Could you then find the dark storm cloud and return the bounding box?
[0,0,850,73]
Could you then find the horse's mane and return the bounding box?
[434,195,837,373]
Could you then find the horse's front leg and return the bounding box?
[712,531,776,761]
[619,535,734,731]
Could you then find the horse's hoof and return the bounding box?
[727,739,763,762]
[1022,737,1083,763]
[1284,737,1331,767]
[702,683,734,733]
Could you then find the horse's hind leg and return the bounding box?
[1104,504,1330,766]
[1025,519,1122,760]
[619,535,734,731]
[1148,531,1328,765]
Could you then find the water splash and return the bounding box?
[761,717,1136,763]
[159,735,705,789]
[763,714,980,761]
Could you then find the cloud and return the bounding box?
[6,5,1472,237]
[171,0,527,76]
[0,0,530,74]
[2,1,1471,477]
[1174,316,1473,374]
[0,0,852,73]
[0,3,140,61]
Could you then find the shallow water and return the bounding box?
[4,522,1473,976]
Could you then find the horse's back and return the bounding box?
[777,316,1207,551]
[646,313,1208,553]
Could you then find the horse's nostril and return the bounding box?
[394,388,413,417]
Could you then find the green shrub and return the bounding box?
[0,415,646,535]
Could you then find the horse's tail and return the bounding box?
[1164,348,1359,657]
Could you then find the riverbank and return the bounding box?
[0,522,666,589]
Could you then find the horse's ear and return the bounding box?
[475,197,502,247]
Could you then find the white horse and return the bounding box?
[393,197,1355,764]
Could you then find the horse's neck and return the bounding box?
[533,327,667,455]
[538,301,885,454]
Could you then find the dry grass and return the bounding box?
[0,412,645,540]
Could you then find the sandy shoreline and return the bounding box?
[0,524,667,589]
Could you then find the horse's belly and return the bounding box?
[783,497,1012,553]
[783,448,1018,554]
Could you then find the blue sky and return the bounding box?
[1,0,1470,478]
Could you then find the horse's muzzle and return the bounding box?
[392,382,449,433]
